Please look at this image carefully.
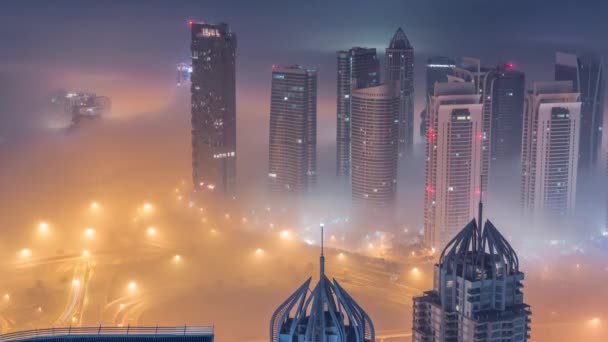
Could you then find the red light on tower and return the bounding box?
[506,62,514,69]
[188,20,194,26]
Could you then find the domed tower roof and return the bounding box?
[388,27,412,50]
[270,225,375,342]
[438,218,520,281]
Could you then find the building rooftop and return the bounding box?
[0,326,214,342]
[388,27,412,50]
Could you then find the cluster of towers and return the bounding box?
[188,20,605,245]
[187,21,414,215]
[266,28,414,217]
[422,53,604,247]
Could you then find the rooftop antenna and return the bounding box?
[476,175,484,251]
[320,223,325,278]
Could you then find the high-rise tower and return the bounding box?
[424,81,483,248]
[336,47,380,178]
[351,83,399,212]
[385,28,414,155]
[413,214,531,341]
[190,22,237,193]
[521,81,581,220]
[421,57,456,140]
[555,52,605,170]
[490,63,526,164]
[268,65,317,193]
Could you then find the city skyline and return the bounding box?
[1,2,608,342]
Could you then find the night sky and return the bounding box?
[2,0,608,141]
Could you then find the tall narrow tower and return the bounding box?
[490,63,526,164]
[421,57,456,140]
[385,28,414,155]
[267,65,317,193]
[336,47,380,178]
[190,22,237,193]
[424,81,483,248]
[351,83,400,212]
[521,81,581,221]
[555,52,604,171]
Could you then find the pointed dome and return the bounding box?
[270,256,374,341]
[439,219,520,280]
[388,27,412,50]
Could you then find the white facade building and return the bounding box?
[424,81,483,248]
[521,81,581,220]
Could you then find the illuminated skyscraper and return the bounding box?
[490,64,526,164]
[336,47,380,178]
[555,52,605,170]
[521,81,581,220]
[270,227,375,342]
[385,27,414,155]
[351,83,399,211]
[424,81,483,248]
[453,58,492,194]
[268,65,317,193]
[453,59,525,194]
[421,57,455,139]
[413,211,531,341]
[190,22,236,193]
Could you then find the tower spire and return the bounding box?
[476,175,484,251]
[320,223,325,278]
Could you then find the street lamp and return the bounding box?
[38,222,49,233]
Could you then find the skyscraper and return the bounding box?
[351,83,399,211]
[454,58,492,194]
[521,81,581,220]
[385,27,414,155]
[413,213,531,341]
[555,52,605,170]
[270,226,375,342]
[454,59,525,194]
[421,57,455,139]
[190,22,237,193]
[490,63,526,164]
[424,82,483,248]
[336,47,380,178]
[268,65,317,193]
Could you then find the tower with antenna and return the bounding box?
[270,224,375,342]
[413,202,531,341]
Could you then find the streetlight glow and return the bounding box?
[38,222,49,233]
[85,228,95,238]
[128,281,136,291]
[147,227,156,236]
[20,248,31,257]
